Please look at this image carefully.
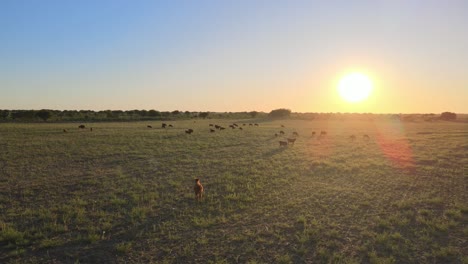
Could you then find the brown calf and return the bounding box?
[194,179,204,200]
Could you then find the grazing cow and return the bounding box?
[242,123,246,126]
[209,124,214,127]
[162,123,167,128]
[350,135,356,141]
[279,141,288,147]
[63,129,68,133]
[210,129,215,133]
[239,127,243,130]
[78,125,86,129]
[363,134,370,140]
[233,123,238,127]
[281,125,285,128]
[287,138,296,145]
[311,131,316,136]
[147,125,152,128]
[229,125,235,129]
[293,132,299,136]
[168,124,173,128]
[194,178,204,201]
[90,127,93,132]
[275,133,278,137]
[185,129,194,134]
[254,123,259,126]
[279,131,285,135]
[220,127,226,130]
[215,125,221,129]
[320,131,327,135]
[249,123,253,126]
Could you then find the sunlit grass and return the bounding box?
[0,119,466,263]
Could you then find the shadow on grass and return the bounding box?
[31,194,218,263]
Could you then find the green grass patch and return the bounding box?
[0,119,466,263]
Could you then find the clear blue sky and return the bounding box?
[1,0,467,113]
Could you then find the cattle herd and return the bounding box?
[274,124,371,147]
[60,121,374,203]
[63,122,372,147]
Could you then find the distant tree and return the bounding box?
[172,110,180,115]
[36,110,52,121]
[10,112,20,120]
[184,111,191,116]
[268,108,291,119]
[64,110,79,119]
[0,110,10,120]
[112,110,123,117]
[440,112,457,121]
[249,111,258,118]
[148,110,160,117]
[105,110,113,119]
[198,112,210,119]
[139,110,148,117]
[11,110,35,121]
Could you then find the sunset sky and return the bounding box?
[1,0,467,113]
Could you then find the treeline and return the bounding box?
[0,109,266,122]
[291,112,461,122]
[0,109,461,122]
[268,109,462,122]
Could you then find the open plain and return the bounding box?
[0,119,466,263]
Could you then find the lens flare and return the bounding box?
[374,120,414,171]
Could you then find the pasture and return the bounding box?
[0,119,466,263]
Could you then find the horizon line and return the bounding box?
[1,109,466,115]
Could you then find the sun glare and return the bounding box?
[338,72,373,103]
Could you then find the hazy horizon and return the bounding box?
[2,1,467,113]
[2,108,466,116]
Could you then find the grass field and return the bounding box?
[0,119,467,263]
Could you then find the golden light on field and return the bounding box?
[337,72,373,103]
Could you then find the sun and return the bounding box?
[338,72,373,103]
